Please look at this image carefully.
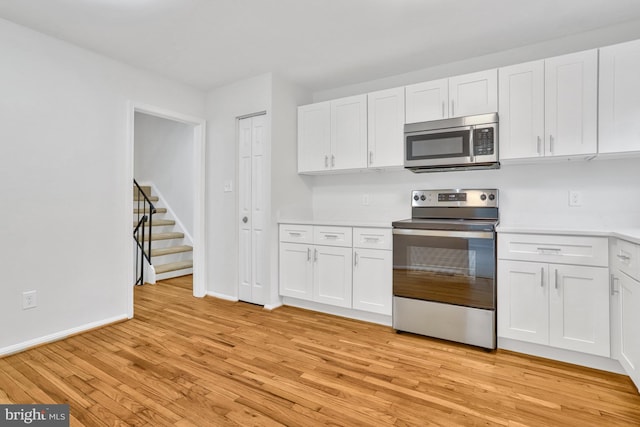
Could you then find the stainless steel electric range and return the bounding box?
[392,189,499,349]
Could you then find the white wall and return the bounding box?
[310,158,640,229]
[134,112,195,235]
[205,73,314,304]
[205,74,272,299]
[314,18,640,102]
[307,20,640,231]
[0,18,204,353]
[269,74,314,305]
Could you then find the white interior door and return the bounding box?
[238,114,267,305]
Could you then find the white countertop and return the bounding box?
[279,221,640,243]
[278,219,392,229]
[497,225,640,245]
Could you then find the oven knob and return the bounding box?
[489,194,495,201]
[420,195,426,201]
[480,194,487,201]
[413,194,419,201]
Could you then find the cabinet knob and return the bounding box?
[242,216,248,223]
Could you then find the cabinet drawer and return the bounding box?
[498,233,608,267]
[279,224,314,244]
[612,238,640,280]
[353,228,392,250]
[314,226,352,247]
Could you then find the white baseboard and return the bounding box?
[0,314,129,357]
[206,291,238,302]
[282,297,392,326]
[264,302,283,311]
[498,337,626,374]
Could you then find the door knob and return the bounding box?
[242,216,248,223]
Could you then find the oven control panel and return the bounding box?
[412,189,498,207]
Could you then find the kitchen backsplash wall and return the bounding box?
[310,157,640,229]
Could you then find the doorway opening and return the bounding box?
[127,102,206,318]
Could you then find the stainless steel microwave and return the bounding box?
[404,113,499,173]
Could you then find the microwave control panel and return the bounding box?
[473,127,495,156]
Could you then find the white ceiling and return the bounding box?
[2,0,640,92]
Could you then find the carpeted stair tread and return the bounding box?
[155,260,193,274]
[151,245,193,257]
[134,207,167,214]
[133,219,175,227]
[142,232,184,241]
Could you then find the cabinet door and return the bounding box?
[599,39,640,155]
[619,272,640,390]
[544,50,598,157]
[498,61,545,160]
[353,249,392,315]
[367,87,405,168]
[279,243,313,299]
[298,101,331,172]
[313,245,353,308]
[497,260,549,344]
[448,69,498,118]
[549,265,610,357]
[405,78,448,123]
[331,95,367,170]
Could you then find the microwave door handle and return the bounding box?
[469,127,475,162]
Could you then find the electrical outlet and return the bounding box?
[223,180,233,192]
[22,290,37,310]
[569,190,582,207]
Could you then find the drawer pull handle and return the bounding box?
[324,234,338,239]
[554,269,559,290]
[540,267,544,287]
[617,254,631,261]
[364,237,380,242]
[289,232,301,237]
[537,247,561,253]
[610,274,619,296]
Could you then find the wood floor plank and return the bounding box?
[1,274,639,426]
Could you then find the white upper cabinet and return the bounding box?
[405,78,448,122]
[297,101,331,173]
[499,50,598,160]
[498,60,545,159]
[405,69,497,123]
[448,69,498,118]
[544,50,598,157]
[599,39,640,155]
[298,95,366,173]
[367,87,405,168]
[331,94,367,170]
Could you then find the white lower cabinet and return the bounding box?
[279,243,352,308]
[549,264,610,356]
[619,272,640,389]
[313,245,353,308]
[353,248,392,315]
[498,233,610,358]
[279,242,313,300]
[279,224,392,317]
[610,237,640,391]
[497,260,549,345]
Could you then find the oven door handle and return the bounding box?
[392,228,494,239]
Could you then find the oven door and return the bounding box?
[392,229,496,310]
[404,126,472,168]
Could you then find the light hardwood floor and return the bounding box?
[1,275,639,426]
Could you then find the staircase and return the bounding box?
[134,184,193,283]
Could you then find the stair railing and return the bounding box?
[133,179,156,285]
